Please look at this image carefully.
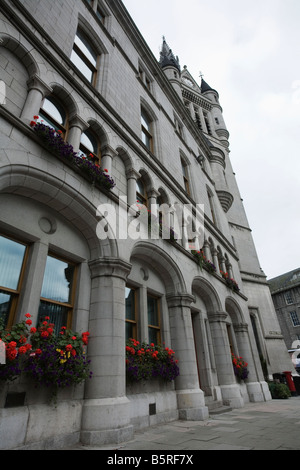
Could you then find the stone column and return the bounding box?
[126,168,140,207]
[166,293,209,420]
[234,323,271,402]
[101,144,117,176]
[208,311,244,408]
[67,114,89,153]
[21,74,52,124]
[81,257,133,446]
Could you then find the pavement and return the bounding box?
[68,397,300,452]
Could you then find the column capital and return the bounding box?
[88,257,132,281]
[166,292,195,308]
[126,168,140,181]
[69,113,90,132]
[233,322,249,333]
[101,144,118,158]
[26,74,52,97]
[207,310,228,323]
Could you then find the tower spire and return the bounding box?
[159,37,181,73]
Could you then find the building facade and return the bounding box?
[269,269,300,350]
[0,0,292,449]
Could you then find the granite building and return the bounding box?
[269,269,300,351]
[0,0,292,449]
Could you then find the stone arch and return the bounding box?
[46,83,79,119]
[0,34,39,77]
[225,297,245,325]
[0,164,118,260]
[130,241,186,295]
[192,276,222,314]
[115,146,133,174]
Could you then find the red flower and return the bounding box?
[35,349,42,355]
[66,344,73,351]
[18,346,27,355]
[30,120,36,127]
[25,313,31,318]
[103,168,108,172]
[30,327,37,334]
[25,319,32,325]
[33,115,39,119]
[41,331,49,338]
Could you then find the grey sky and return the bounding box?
[123,0,300,279]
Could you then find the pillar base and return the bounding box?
[81,397,133,446]
[176,389,209,421]
[247,381,272,402]
[220,384,244,408]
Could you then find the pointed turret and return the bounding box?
[159,37,182,98]
[159,37,181,73]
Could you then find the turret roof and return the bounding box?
[159,37,181,73]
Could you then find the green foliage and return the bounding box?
[268,382,291,399]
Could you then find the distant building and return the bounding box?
[269,268,300,349]
[0,0,292,449]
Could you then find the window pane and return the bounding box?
[38,300,69,334]
[40,256,74,303]
[74,32,97,66]
[126,322,135,341]
[80,130,98,154]
[0,236,26,290]
[42,98,65,126]
[141,131,151,149]
[125,287,135,321]
[70,49,93,82]
[148,327,158,345]
[0,290,13,326]
[141,112,151,131]
[147,296,159,326]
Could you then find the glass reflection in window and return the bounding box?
[38,255,76,332]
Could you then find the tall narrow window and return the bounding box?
[38,254,76,333]
[39,96,67,137]
[136,178,147,207]
[141,109,153,152]
[71,29,98,84]
[181,158,190,195]
[207,190,217,225]
[147,294,161,344]
[79,128,101,162]
[0,235,28,328]
[125,286,137,340]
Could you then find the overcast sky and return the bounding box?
[123,0,300,280]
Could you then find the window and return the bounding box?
[290,311,300,327]
[71,29,98,84]
[285,291,293,305]
[203,112,212,135]
[136,178,147,207]
[0,235,28,328]
[39,96,67,137]
[125,287,137,340]
[207,190,217,225]
[86,0,106,24]
[181,158,190,195]
[79,128,101,162]
[37,254,77,333]
[141,109,153,152]
[147,294,161,344]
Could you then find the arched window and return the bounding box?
[136,178,148,207]
[79,128,101,163]
[39,96,67,137]
[141,109,153,152]
[71,29,98,84]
